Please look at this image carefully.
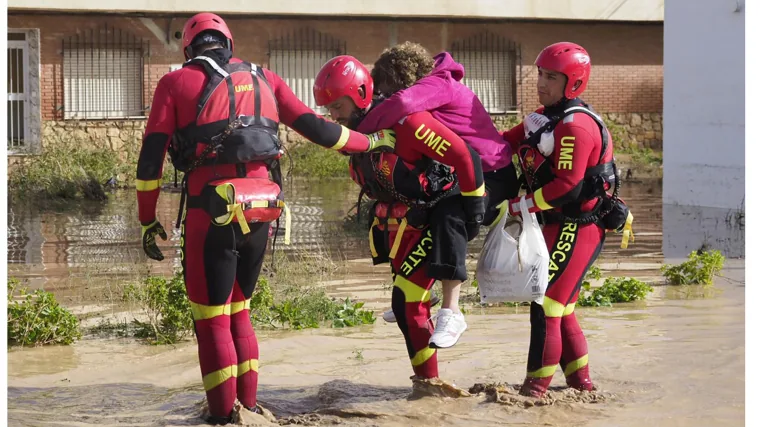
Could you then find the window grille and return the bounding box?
[62,24,150,119]
[268,28,346,113]
[450,32,520,114]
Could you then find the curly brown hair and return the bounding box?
[371,42,435,96]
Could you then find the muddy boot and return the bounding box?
[409,376,471,399]
[199,403,233,425]
[236,402,278,425]
[519,376,553,398]
[565,366,595,392]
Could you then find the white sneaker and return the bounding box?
[429,309,467,348]
[382,309,397,323]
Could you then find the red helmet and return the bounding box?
[535,42,591,99]
[313,55,373,109]
[182,13,234,60]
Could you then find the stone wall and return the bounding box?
[8,112,662,171]
[40,120,146,158]
[602,113,663,150]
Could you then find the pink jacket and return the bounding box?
[357,52,512,172]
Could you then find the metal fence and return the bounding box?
[62,24,150,120]
[268,28,346,112]
[450,32,521,114]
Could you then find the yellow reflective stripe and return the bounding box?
[369,217,380,258]
[487,200,508,228]
[621,211,635,249]
[411,346,436,367]
[527,364,558,379]
[541,296,565,318]
[461,183,485,197]
[237,358,259,376]
[283,201,292,245]
[330,126,350,151]
[563,302,576,316]
[388,218,407,259]
[394,275,431,303]
[203,365,238,391]
[533,189,553,211]
[190,302,231,320]
[230,299,251,315]
[563,355,588,376]
[136,179,160,191]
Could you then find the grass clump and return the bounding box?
[7,278,82,347]
[661,250,725,286]
[8,143,122,202]
[122,270,194,345]
[287,142,350,179]
[118,248,376,344]
[578,276,654,307]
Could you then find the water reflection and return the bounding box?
[7,178,665,292]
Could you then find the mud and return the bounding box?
[468,382,615,407]
[6,179,745,426]
[7,260,744,426]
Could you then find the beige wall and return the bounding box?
[8,0,664,21]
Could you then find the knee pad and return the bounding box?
[230,311,255,338]
[194,316,232,344]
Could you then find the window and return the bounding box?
[450,33,520,114]
[268,29,346,114]
[62,24,150,120]
[8,29,41,154]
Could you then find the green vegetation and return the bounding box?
[7,278,82,347]
[7,132,178,204]
[468,265,653,309]
[122,271,194,345]
[578,276,654,307]
[113,248,376,344]
[661,250,725,286]
[287,142,350,179]
[9,143,125,202]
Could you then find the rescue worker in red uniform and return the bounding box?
[136,14,396,424]
[313,56,485,385]
[502,42,634,398]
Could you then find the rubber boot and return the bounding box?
[519,375,553,398]
[565,365,595,391]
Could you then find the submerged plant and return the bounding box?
[578,276,654,307]
[7,278,82,346]
[661,250,725,286]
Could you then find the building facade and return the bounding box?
[7,1,664,158]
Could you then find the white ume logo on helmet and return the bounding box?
[342,61,356,76]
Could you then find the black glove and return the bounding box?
[141,219,168,261]
[462,195,486,241]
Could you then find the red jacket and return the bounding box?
[136,49,373,223]
[503,104,614,215]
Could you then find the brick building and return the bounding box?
[7,1,664,157]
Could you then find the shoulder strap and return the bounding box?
[253,65,279,119]
[186,56,237,124]
[560,104,610,164]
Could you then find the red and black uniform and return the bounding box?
[356,109,484,379]
[503,98,614,396]
[136,48,381,419]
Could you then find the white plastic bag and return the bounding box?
[475,197,550,304]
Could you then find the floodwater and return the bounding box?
[6,177,746,426]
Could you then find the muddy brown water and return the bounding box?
[6,178,746,426]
